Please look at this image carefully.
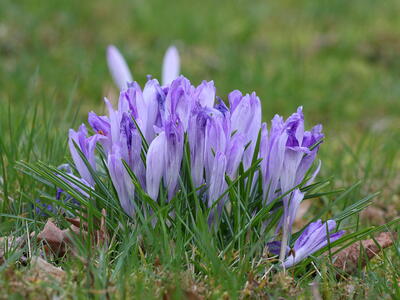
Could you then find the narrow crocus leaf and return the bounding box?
[107,45,133,90]
[162,46,180,86]
[146,132,166,200]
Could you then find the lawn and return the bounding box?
[0,0,399,298]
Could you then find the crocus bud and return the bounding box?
[107,45,133,90]
[188,108,209,188]
[164,76,193,130]
[162,46,180,86]
[204,109,228,182]
[164,117,184,201]
[195,80,216,108]
[142,79,162,142]
[261,115,288,204]
[119,113,145,186]
[107,146,136,217]
[225,133,245,179]
[228,90,243,114]
[207,151,227,208]
[230,92,261,169]
[68,124,103,186]
[146,132,167,200]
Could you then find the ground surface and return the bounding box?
[0,0,400,298]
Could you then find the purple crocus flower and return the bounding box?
[207,151,227,208]
[119,82,148,136]
[67,73,327,236]
[267,219,345,268]
[258,107,324,260]
[225,133,246,178]
[204,108,229,183]
[279,108,324,257]
[68,124,103,186]
[107,45,133,90]
[207,151,228,226]
[119,112,145,186]
[162,46,180,86]
[195,80,216,108]
[228,90,243,114]
[164,76,194,130]
[142,79,163,142]
[188,106,209,188]
[230,92,261,169]
[146,132,166,201]
[260,116,288,204]
[88,112,111,136]
[107,145,136,217]
[164,117,184,201]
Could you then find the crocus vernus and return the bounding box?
[162,46,180,86]
[107,145,136,217]
[267,219,345,268]
[107,45,134,90]
[68,124,104,186]
[63,67,336,268]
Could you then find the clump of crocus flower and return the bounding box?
[67,75,343,268]
[63,46,344,268]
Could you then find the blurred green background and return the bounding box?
[0,0,399,206]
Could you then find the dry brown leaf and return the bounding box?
[333,231,396,274]
[65,217,83,228]
[37,219,67,256]
[30,256,65,281]
[37,212,109,259]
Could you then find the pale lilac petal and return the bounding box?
[68,124,103,186]
[107,146,136,217]
[195,80,216,108]
[146,132,166,200]
[283,220,345,268]
[162,46,180,86]
[188,108,208,187]
[107,45,133,90]
[142,79,162,141]
[228,90,243,113]
[226,133,245,178]
[207,151,227,208]
[164,117,184,200]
